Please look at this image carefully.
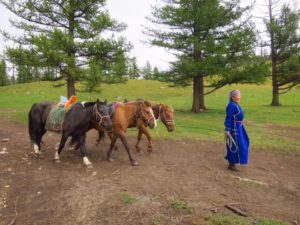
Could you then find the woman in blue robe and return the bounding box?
[224,90,249,171]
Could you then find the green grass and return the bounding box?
[119,192,137,205]
[169,198,194,213]
[0,80,299,152]
[200,214,289,225]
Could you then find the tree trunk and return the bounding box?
[271,62,280,106]
[67,75,75,98]
[66,8,76,99]
[269,0,280,106]
[192,75,205,113]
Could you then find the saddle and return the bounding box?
[108,101,123,116]
[45,96,78,133]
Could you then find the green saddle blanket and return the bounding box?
[45,106,66,133]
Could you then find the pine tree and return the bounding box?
[142,61,153,80]
[1,0,131,98]
[0,59,8,86]
[145,0,268,112]
[152,66,161,81]
[128,57,140,79]
[263,1,300,105]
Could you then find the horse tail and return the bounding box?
[28,103,37,143]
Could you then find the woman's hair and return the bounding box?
[229,90,241,98]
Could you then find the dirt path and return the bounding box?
[0,118,299,225]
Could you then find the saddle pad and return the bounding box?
[45,106,65,133]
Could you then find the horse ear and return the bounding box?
[137,101,143,110]
[144,100,151,107]
[96,98,100,103]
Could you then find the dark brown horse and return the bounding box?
[29,100,112,167]
[96,100,156,166]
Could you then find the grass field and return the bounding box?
[0,80,299,152]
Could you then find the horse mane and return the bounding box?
[81,101,96,108]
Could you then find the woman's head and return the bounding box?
[230,90,241,103]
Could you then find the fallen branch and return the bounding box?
[7,197,18,225]
[234,176,269,187]
[1,138,9,142]
[225,204,247,217]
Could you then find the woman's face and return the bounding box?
[232,94,241,103]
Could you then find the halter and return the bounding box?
[93,104,110,125]
[158,105,175,126]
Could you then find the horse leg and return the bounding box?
[32,126,46,157]
[119,133,138,166]
[142,127,153,152]
[135,129,143,153]
[55,131,69,163]
[106,132,118,151]
[107,134,118,162]
[79,133,92,168]
[96,131,105,146]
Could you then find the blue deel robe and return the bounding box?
[224,101,250,165]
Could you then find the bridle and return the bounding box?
[93,104,110,125]
[137,104,154,125]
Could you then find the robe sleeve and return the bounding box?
[224,104,235,132]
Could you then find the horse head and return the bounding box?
[136,100,156,129]
[94,99,113,131]
[157,104,175,132]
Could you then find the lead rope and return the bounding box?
[225,133,238,153]
[155,105,161,134]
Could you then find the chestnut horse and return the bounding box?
[96,101,175,152]
[135,103,175,152]
[95,100,156,166]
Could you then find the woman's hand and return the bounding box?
[224,131,230,138]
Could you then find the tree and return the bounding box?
[5,47,39,83]
[128,57,140,79]
[145,0,268,112]
[1,0,131,98]
[0,59,8,86]
[152,66,162,80]
[263,1,300,105]
[83,59,103,97]
[142,61,153,80]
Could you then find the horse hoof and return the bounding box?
[107,157,114,162]
[131,160,139,166]
[86,164,93,169]
[55,159,61,163]
[138,150,145,155]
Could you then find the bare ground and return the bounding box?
[0,118,299,225]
